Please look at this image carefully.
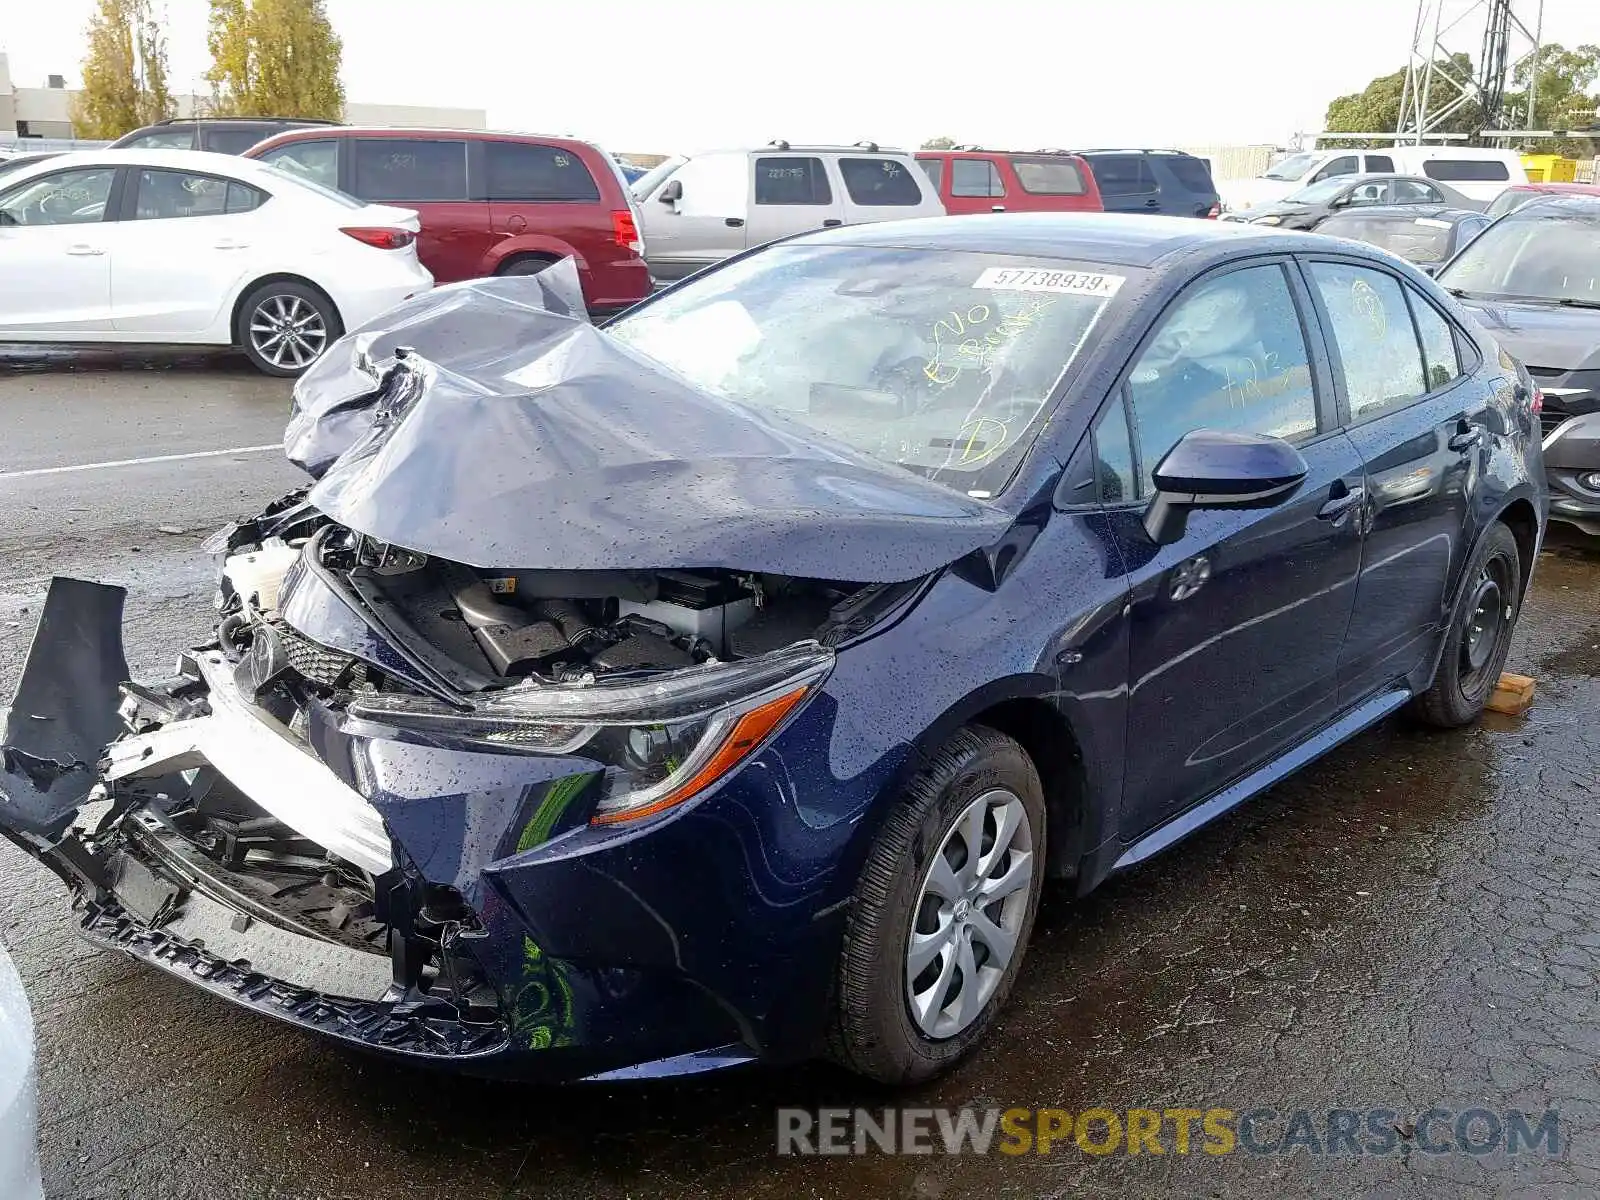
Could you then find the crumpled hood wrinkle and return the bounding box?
[284,260,1015,584]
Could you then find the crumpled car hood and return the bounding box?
[285,261,1015,584]
[1458,298,1600,373]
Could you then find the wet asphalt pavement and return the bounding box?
[2,355,1599,1200]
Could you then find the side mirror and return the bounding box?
[1417,262,1440,277]
[1142,429,1309,545]
[0,210,17,227]
[658,179,683,205]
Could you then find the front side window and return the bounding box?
[1094,395,1138,502]
[259,139,339,190]
[1312,155,1360,182]
[350,138,469,202]
[609,245,1134,497]
[1122,264,1319,488]
[754,156,831,205]
[1309,262,1427,420]
[837,157,923,206]
[132,169,264,219]
[485,142,601,202]
[0,167,116,226]
[1345,180,1391,206]
[915,157,945,193]
[1091,155,1157,197]
[950,158,1005,198]
[1436,213,1600,305]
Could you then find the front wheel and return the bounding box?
[1413,521,1523,728]
[237,281,341,377]
[828,725,1045,1084]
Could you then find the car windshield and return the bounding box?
[1438,213,1600,304]
[1285,176,1351,203]
[629,156,685,200]
[1263,153,1316,181]
[1485,189,1537,219]
[1322,214,1456,263]
[608,244,1133,497]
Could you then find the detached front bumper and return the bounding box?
[0,579,853,1082]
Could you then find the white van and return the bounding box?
[632,142,946,283]
[1221,146,1527,212]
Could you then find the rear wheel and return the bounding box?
[237,281,341,377]
[827,726,1045,1084]
[1413,521,1522,728]
[497,255,557,276]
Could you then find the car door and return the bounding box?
[1094,259,1367,840]
[483,138,606,267]
[344,136,486,283]
[943,156,1007,215]
[835,154,933,223]
[1300,257,1493,704]
[0,165,118,335]
[640,152,749,281]
[745,154,844,248]
[110,166,267,336]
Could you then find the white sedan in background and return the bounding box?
[0,942,42,1200]
[0,149,432,375]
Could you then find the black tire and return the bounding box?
[827,725,1046,1085]
[1412,521,1523,728]
[497,255,557,277]
[236,280,341,378]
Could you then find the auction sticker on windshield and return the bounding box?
[973,267,1124,297]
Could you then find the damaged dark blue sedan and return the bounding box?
[0,216,1547,1085]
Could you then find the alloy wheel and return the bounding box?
[905,787,1034,1040]
[249,294,328,370]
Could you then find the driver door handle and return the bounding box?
[724,217,744,228]
[66,244,106,256]
[821,218,843,227]
[1317,484,1366,520]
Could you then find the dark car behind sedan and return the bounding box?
[1315,204,1492,271]
[0,215,1546,1088]
[1441,195,1600,534]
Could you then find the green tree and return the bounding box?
[71,0,175,139]
[205,0,344,120]
[1504,42,1600,155]
[920,136,957,150]
[1321,54,1481,148]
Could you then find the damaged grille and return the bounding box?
[278,624,366,690]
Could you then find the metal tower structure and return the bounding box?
[1396,0,1544,143]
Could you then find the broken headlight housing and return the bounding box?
[344,643,833,824]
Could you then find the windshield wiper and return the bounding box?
[1557,297,1600,310]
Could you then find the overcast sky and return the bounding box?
[3,0,1595,152]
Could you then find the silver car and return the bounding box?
[0,941,43,1200]
[633,141,946,282]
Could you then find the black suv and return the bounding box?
[1070,148,1220,218]
[109,117,342,156]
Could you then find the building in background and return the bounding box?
[0,53,485,141]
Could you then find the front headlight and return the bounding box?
[345,642,833,825]
[1251,214,1283,226]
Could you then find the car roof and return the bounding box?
[916,148,1087,159]
[249,126,600,150]
[1503,193,1600,217]
[1071,148,1204,157]
[795,212,1320,268]
[1506,181,1600,194]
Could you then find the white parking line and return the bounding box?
[0,443,281,481]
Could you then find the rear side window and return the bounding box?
[950,158,1005,197]
[204,126,273,155]
[1422,159,1511,182]
[754,156,831,205]
[351,138,469,202]
[485,142,601,202]
[1089,155,1157,197]
[1009,156,1086,195]
[1309,262,1427,420]
[258,139,339,190]
[837,157,922,206]
[1408,292,1463,390]
[915,157,944,193]
[130,169,264,219]
[1163,155,1215,193]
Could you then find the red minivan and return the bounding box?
[245,128,651,316]
[914,149,1104,216]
